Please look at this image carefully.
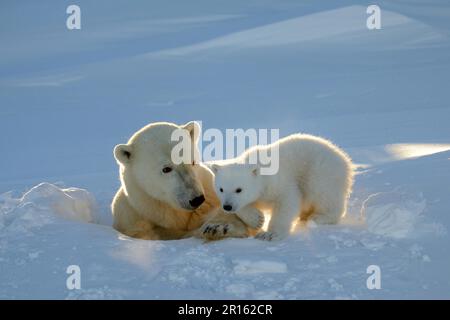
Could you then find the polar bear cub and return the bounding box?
[210,134,353,241]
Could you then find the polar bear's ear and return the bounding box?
[114,144,133,164]
[183,121,201,143]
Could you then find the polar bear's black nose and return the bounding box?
[223,204,232,212]
[189,195,205,208]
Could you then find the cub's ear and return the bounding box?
[210,163,220,174]
[114,144,133,164]
[183,121,201,143]
[249,164,259,176]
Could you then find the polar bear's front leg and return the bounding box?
[256,188,301,241]
[234,206,265,230]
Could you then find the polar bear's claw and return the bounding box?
[255,231,282,241]
[201,223,230,240]
[200,220,248,240]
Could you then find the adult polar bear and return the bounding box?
[112,121,263,240]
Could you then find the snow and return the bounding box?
[232,260,288,275]
[154,5,444,55]
[0,183,96,234]
[362,191,426,239]
[1,0,450,299]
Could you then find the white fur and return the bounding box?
[211,134,354,241]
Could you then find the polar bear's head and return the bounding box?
[114,121,205,211]
[211,163,263,213]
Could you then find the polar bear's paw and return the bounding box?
[255,231,283,241]
[200,222,248,241]
[201,223,229,239]
[199,210,251,241]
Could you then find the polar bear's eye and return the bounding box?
[162,167,173,174]
[236,188,242,193]
[219,188,223,193]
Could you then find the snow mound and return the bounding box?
[155,5,444,56]
[362,191,426,239]
[0,183,99,233]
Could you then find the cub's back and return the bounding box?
[264,134,352,181]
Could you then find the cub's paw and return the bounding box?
[254,212,265,230]
[255,231,283,241]
[240,211,265,230]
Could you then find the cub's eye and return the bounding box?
[236,188,242,193]
[162,167,173,174]
[219,188,224,193]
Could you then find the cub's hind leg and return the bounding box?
[311,195,346,225]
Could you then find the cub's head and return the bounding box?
[114,121,205,211]
[211,163,262,213]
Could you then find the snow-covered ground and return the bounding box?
[1,0,450,299]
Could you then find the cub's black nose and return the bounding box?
[189,195,205,208]
[223,204,233,212]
